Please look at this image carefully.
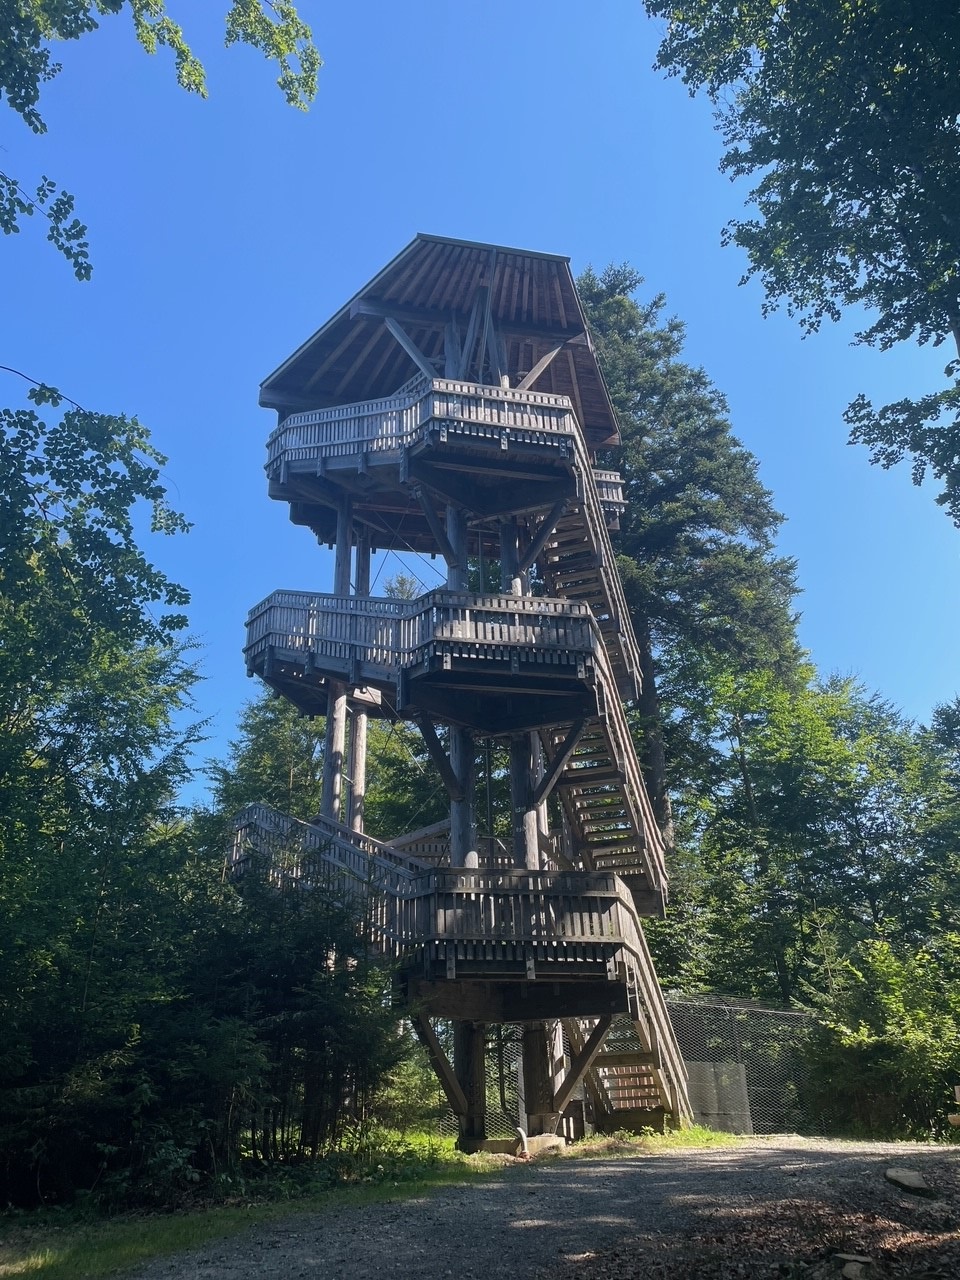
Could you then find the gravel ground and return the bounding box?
[128,1138,960,1280]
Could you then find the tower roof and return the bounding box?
[260,234,619,448]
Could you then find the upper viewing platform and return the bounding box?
[266,374,627,548]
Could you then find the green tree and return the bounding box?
[672,669,957,1004]
[579,264,799,843]
[0,380,210,1204]
[808,935,960,1137]
[208,694,325,823]
[643,1,960,521]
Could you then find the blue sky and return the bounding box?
[4,2,957,791]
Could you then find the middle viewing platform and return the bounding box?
[244,588,602,733]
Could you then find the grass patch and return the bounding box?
[562,1124,744,1160]
[0,1126,738,1278]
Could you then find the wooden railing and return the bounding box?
[244,588,600,677]
[592,469,627,518]
[234,805,653,960]
[266,375,623,524]
[267,375,575,465]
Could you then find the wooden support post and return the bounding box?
[499,517,521,595]
[446,504,468,591]
[321,497,352,821]
[510,732,540,871]
[442,503,475,866]
[522,1022,560,1137]
[348,529,371,834]
[449,725,475,868]
[454,1021,487,1147]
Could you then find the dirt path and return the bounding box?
[128,1139,960,1280]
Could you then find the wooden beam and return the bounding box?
[563,1019,612,1117]
[534,718,587,807]
[414,487,459,568]
[412,1014,468,1116]
[416,717,464,802]
[444,319,462,379]
[458,290,484,380]
[351,297,590,347]
[519,498,569,573]
[478,249,500,384]
[407,978,630,1023]
[383,316,437,380]
[553,1015,613,1114]
[566,347,586,428]
[517,342,566,391]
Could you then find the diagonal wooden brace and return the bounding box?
[412,1014,468,1116]
[519,498,570,574]
[414,487,459,569]
[534,718,587,807]
[416,716,465,802]
[553,1015,613,1115]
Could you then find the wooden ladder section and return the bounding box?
[531,437,666,907]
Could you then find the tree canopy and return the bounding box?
[644,0,960,521]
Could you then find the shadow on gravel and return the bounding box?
[127,1143,960,1280]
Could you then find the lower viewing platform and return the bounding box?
[232,804,667,1018]
[244,588,601,732]
[230,803,689,1128]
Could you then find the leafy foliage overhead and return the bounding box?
[0,1,320,276]
[644,1,960,521]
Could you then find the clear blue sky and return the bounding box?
[4,2,957,794]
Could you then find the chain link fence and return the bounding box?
[665,996,814,1134]
[433,998,817,1139]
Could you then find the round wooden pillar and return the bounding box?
[509,732,540,871]
[347,529,371,833]
[454,1020,487,1148]
[321,497,353,822]
[521,1021,563,1136]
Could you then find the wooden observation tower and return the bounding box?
[239,235,692,1145]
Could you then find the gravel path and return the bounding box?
[128,1139,960,1280]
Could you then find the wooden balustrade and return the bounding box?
[234,805,650,962]
[265,375,622,523]
[244,589,600,677]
